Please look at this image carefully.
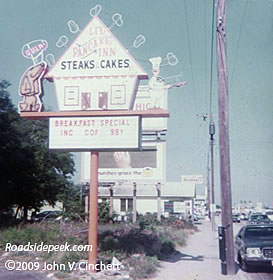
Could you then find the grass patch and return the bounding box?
[0,224,61,246]
[58,251,87,272]
[0,217,196,279]
[128,255,159,279]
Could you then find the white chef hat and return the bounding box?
[149,57,162,71]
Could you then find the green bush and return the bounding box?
[59,251,85,272]
[137,213,158,230]
[100,235,120,251]
[0,209,17,228]
[98,201,115,224]
[98,225,177,259]
[59,184,85,221]
[0,226,57,246]
[129,255,159,279]
[0,224,79,249]
[158,232,175,255]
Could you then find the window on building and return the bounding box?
[120,199,126,212]
[164,201,174,213]
[128,199,133,212]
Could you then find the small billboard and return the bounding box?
[81,142,166,183]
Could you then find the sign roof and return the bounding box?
[45,16,148,79]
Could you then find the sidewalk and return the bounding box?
[150,219,258,280]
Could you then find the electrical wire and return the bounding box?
[183,0,199,116]
[209,0,216,120]
[204,0,208,111]
[229,0,249,93]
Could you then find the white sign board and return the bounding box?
[81,142,166,182]
[45,16,148,111]
[173,202,185,213]
[181,175,203,184]
[49,116,141,151]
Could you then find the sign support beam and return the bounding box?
[20,109,169,120]
[88,151,99,272]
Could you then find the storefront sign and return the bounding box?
[49,116,141,151]
[181,175,204,184]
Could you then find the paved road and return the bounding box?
[230,219,273,280]
[150,218,273,280]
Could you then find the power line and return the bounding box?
[204,0,208,110]
[183,0,199,116]
[209,0,216,119]
[229,0,249,92]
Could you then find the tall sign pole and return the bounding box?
[88,151,99,272]
[216,0,235,275]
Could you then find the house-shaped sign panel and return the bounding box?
[45,16,148,111]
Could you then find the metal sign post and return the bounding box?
[88,151,99,272]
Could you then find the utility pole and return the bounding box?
[156,182,161,222]
[209,121,216,232]
[209,0,216,232]
[85,182,90,222]
[206,152,211,220]
[133,182,137,224]
[109,184,114,223]
[216,0,235,275]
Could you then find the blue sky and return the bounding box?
[0,0,272,206]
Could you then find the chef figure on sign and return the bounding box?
[148,57,187,109]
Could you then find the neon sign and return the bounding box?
[21,40,48,64]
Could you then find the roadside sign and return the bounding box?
[49,116,141,151]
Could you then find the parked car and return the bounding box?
[31,210,62,222]
[193,214,199,222]
[248,214,271,224]
[235,224,273,271]
[232,214,241,223]
[266,211,273,221]
[240,213,248,220]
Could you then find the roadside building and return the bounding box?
[97,181,195,218]
[194,194,207,216]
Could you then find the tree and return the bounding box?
[0,80,75,222]
[98,200,113,223]
[59,183,85,221]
